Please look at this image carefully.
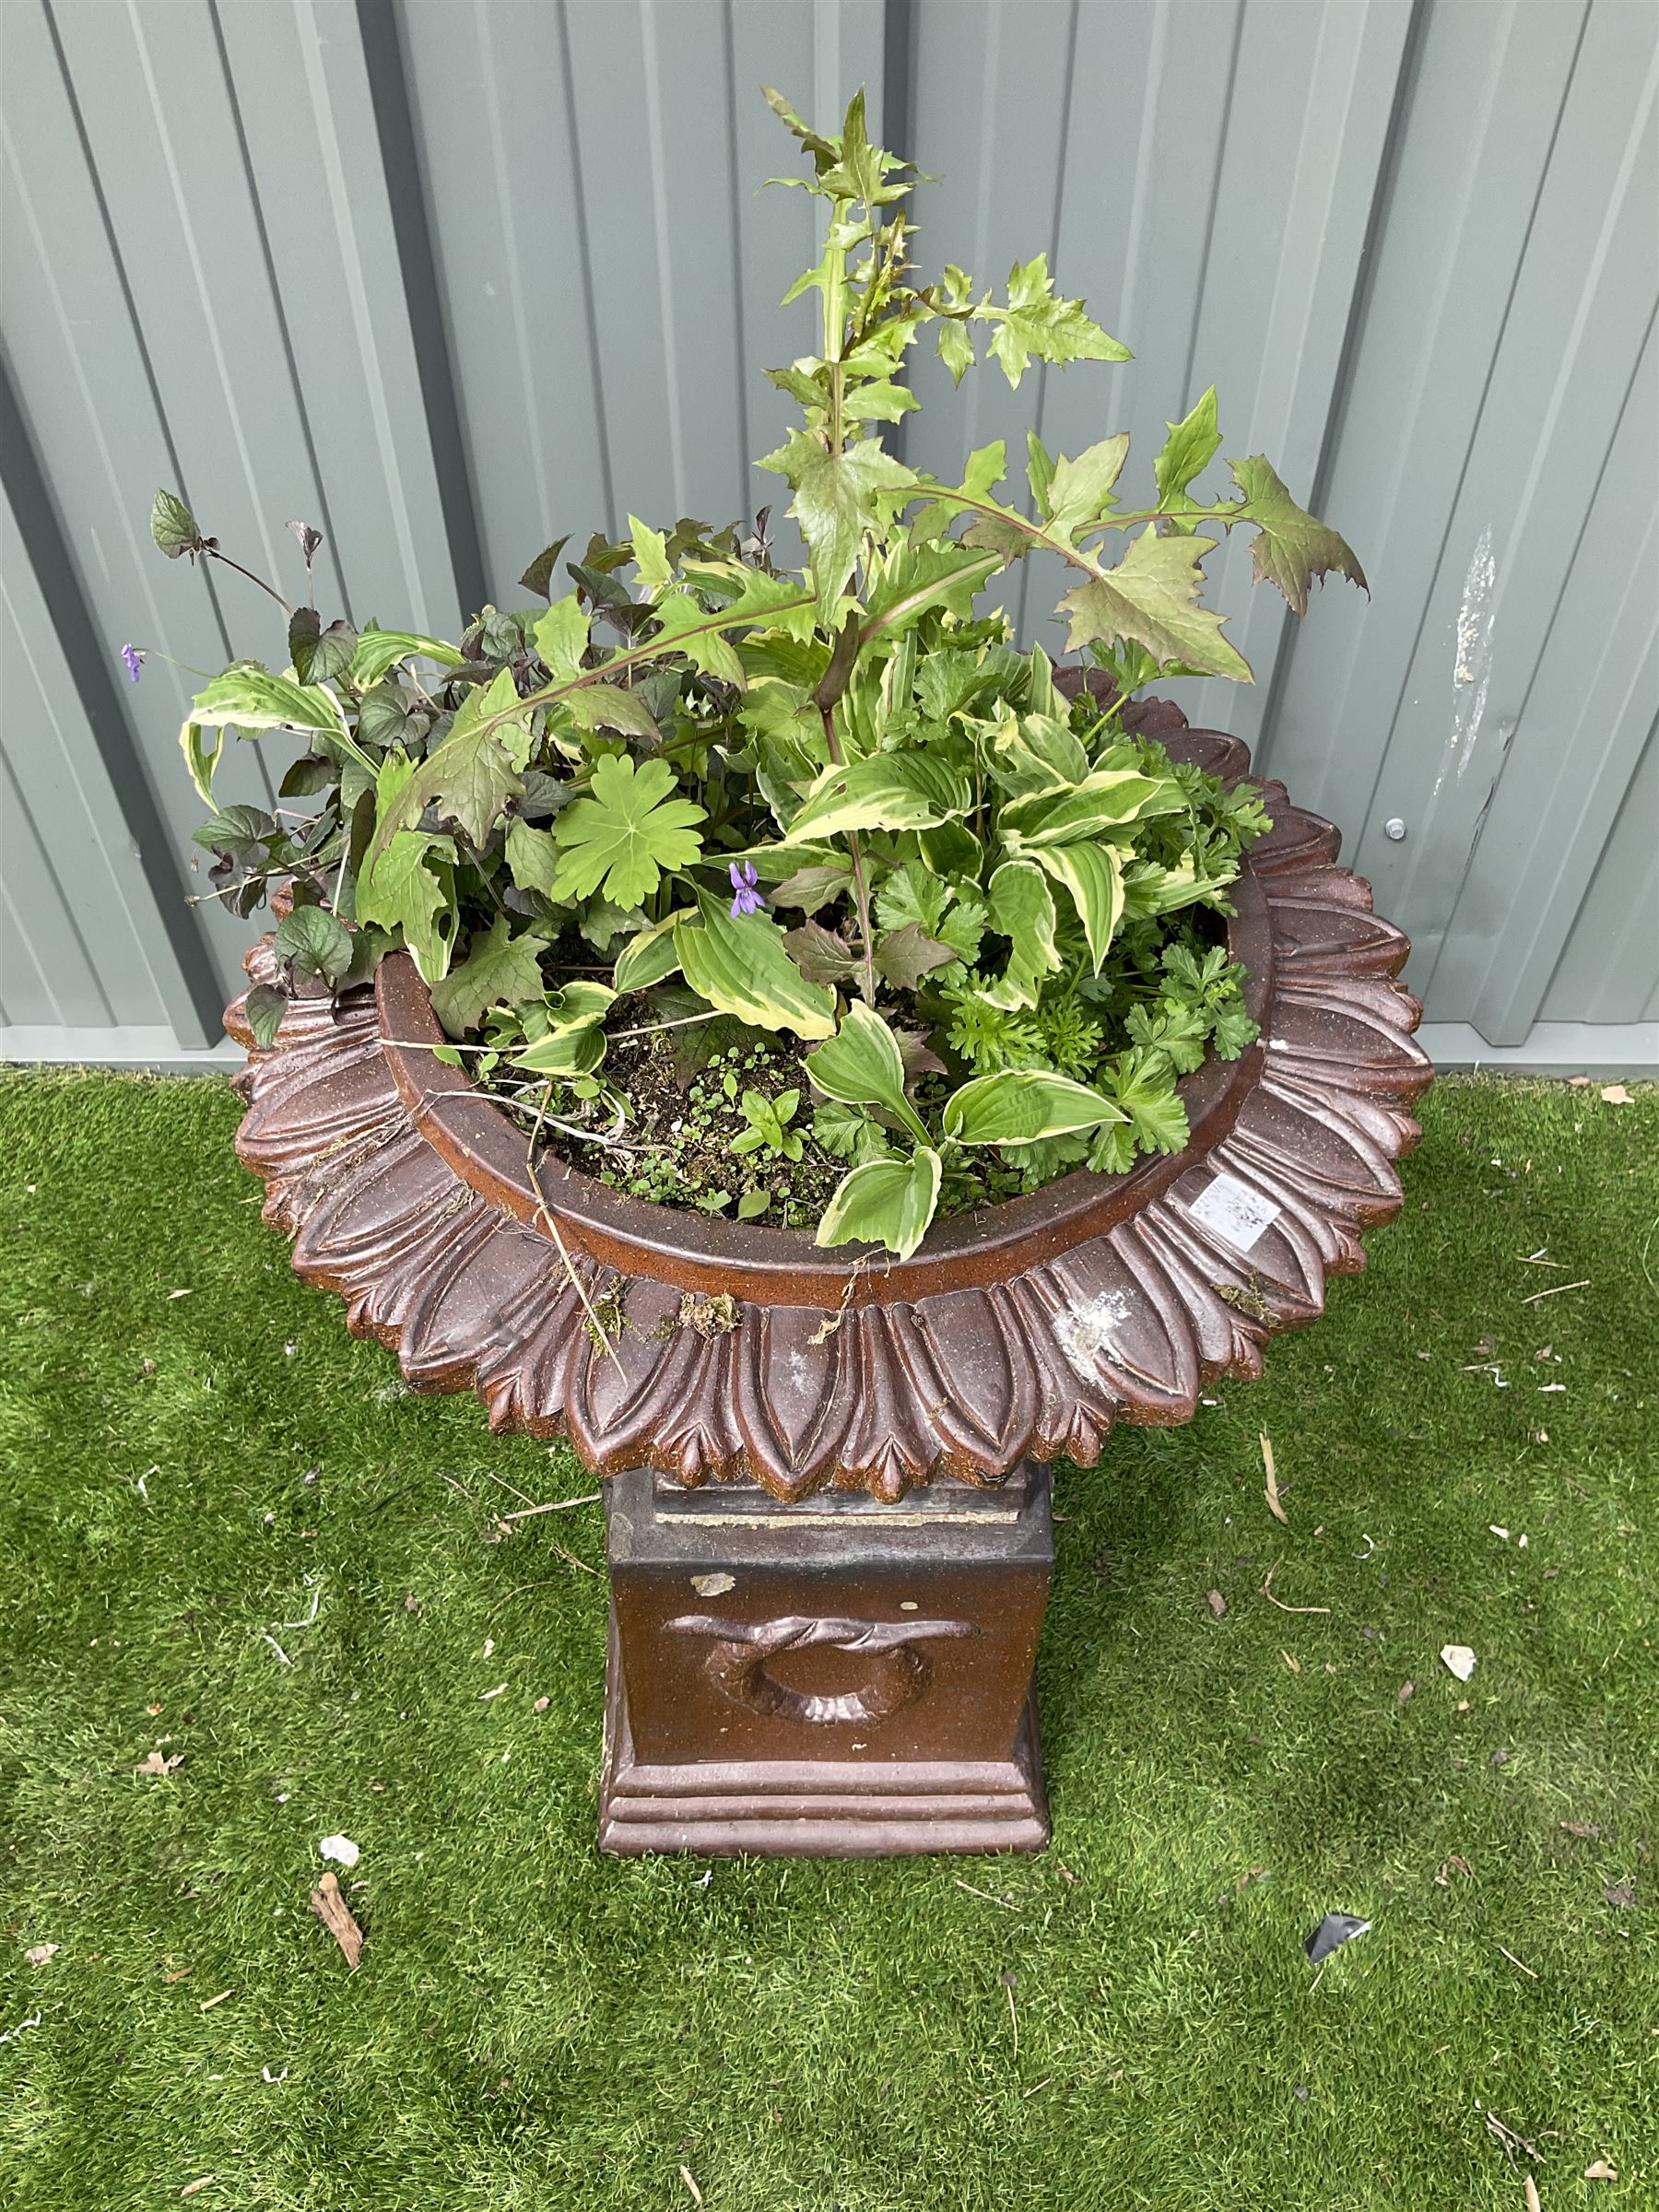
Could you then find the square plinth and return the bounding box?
[599,1465,1052,1857]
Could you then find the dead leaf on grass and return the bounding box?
[1206,1589,1227,1618]
[134,1750,182,1778]
[1584,2159,1618,2180]
[1396,1680,1416,1705]
[1280,1650,1301,1674]
[179,2181,216,2202]
[23,1944,58,1968]
[678,2166,704,2207]
[1600,1084,1632,1105]
[1604,1881,1636,1909]
[1559,1821,1601,1840]
[308,1870,364,1971]
[1434,1855,1473,1886]
[1260,1433,1288,1524]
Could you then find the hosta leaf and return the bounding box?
[982,859,1060,1011]
[804,998,928,1141]
[758,429,917,622]
[942,1069,1124,1147]
[190,665,346,737]
[550,753,706,909]
[986,255,1131,388]
[429,916,547,1040]
[999,767,1178,850]
[817,1145,942,1261]
[674,894,837,1040]
[1058,528,1252,681]
[1229,454,1368,617]
[180,721,224,805]
[273,903,354,990]
[859,543,998,639]
[1030,841,1124,972]
[1044,435,1130,540]
[612,912,685,994]
[349,629,466,685]
[785,750,971,843]
[512,981,617,1078]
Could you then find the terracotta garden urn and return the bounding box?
[226,705,1431,1856]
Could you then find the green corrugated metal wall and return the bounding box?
[2,0,1653,1071]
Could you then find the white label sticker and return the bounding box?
[1188,1172,1280,1253]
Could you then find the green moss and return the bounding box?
[0,1068,1653,2209]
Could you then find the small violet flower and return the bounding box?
[120,642,144,685]
[728,860,765,919]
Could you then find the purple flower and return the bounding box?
[120,642,144,685]
[728,860,765,918]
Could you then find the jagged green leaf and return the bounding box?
[429,916,547,1040]
[1057,528,1253,681]
[1229,455,1368,617]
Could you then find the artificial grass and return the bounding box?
[0,1067,1653,2212]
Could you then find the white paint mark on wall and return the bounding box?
[1435,526,1496,799]
[1053,1290,1132,1377]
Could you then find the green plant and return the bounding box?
[145,90,1364,1258]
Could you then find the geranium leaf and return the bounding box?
[816,1145,941,1261]
[429,916,547,1040]
[550,753,706,910]
[1057,527,1253,681]
[1229,455,1369,617]
[1103,1047,1192,1155]
[674,894,837,1040]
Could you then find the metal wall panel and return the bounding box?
[1,0,1653,1071]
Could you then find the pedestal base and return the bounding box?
[599,1464,1053,1859]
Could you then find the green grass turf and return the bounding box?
[0,1068,1653,2211]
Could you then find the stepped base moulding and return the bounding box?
[223,710,1432,1857]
